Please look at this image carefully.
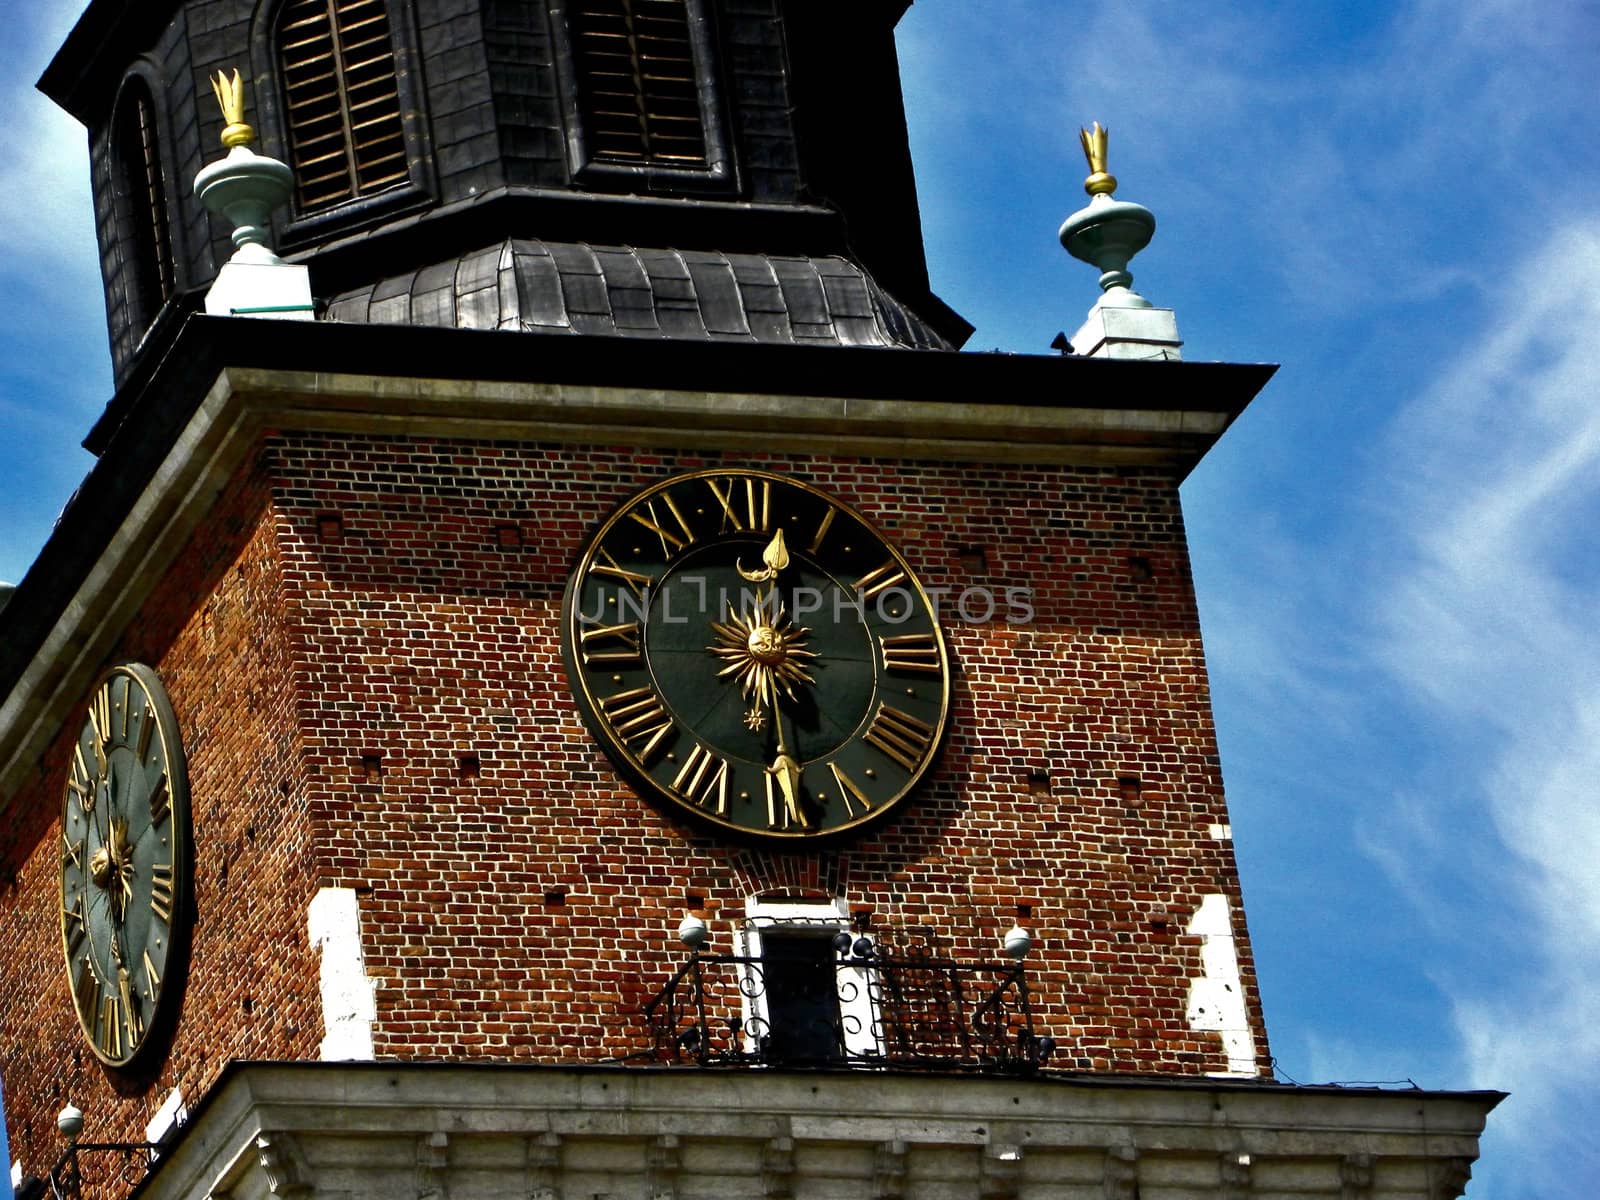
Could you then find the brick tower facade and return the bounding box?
[0,2,1496,1197]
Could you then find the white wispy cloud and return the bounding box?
[0,4,115,583]
[991,3,1600,1193]
[0,1,1587,1190]
[0,5,102,305]
[1360,217,1600,1193]
[902,3,1488,333]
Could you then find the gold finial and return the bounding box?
[210,69,256,149]
[1078,121,1117,196]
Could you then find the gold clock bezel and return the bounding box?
[58,661,192,1069]
[561,468,952,843]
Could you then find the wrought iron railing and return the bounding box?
[46,1140,160,1200]
[642,936,1055,1073]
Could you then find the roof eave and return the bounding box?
[0,315,1274,841]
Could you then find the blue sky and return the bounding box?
[2,3,1596,1196]
[0,1074,11,1200]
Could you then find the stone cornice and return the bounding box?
[146,1062,1500,1200]
[0,316,1273,836]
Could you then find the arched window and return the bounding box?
[277,0,408,214]
[111,79,175,330]
[568,0,710,167]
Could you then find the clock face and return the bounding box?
[59,662,191,1068]
[562,469,950,841]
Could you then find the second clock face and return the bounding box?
[562,469,950,841]
[59,662,191,1068]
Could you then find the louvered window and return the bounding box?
[569,0,709,167]
[277,0,409,214]
[112,81,175,329]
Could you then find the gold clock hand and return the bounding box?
[764,704,809,830]
[115,818,134,915]
[101,760,121,905]
[88,761,117,895]
[736,528,790,585]
[107,916,143,1046]
[90,719,113,844]
[86,755,110,845]
[705,525,823,826]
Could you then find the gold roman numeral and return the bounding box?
[807,505,838,555]
[62,833,84,871]
[119,675,131,740]
[855,560,908,602]
[90,684,112,751]
[75,956,98,1022]
[119,972,143,1044]
[762,768,810,831]
[828,762,875,818]
[143,949,162,995]
[671,744,730,815]
[863,704,936,772]
[99,993,124,1059]
[600,687,674,766]
[627,496,697,563]
[150,862,175,924]
[578,620,643,667]
[708,476,770,533]
[136,703,156,761]
[63,895,86,957]
[880,632,942,675]
[628,496,695,558]
[148,773,171,827]
[71,743,94,811]
[590,547,655,604]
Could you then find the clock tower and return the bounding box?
[1,2,1497,1197]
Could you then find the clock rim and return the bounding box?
[560,467,952,844]
[58,660,193,1070]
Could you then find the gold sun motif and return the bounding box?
[708,601,818,711]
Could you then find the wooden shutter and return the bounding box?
[570,0,709,166]
[278,0,408,213]
[113,83,175,327]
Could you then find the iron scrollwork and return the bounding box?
[643,931,1054,1073]
[47,1141,160,1200]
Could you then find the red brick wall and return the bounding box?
[0,461,319,1176]
[0,431,1269,1177]
[273,436,1268,1072]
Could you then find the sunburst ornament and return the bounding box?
[708,600,817,711]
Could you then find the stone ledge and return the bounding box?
[231,366,1235,464]
[146,1062,1499,1200]
[0,323,1272,824]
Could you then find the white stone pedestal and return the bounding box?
[1070,303,1182,361]
[204,259,314,319]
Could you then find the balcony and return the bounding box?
[641,930,1054,1073]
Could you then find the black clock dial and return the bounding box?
[562,469,950,841]
[59,663,191,1068]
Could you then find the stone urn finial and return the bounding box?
[195,70,295,264]
[193,70,313,319]
[1057,122,1157,309]
[1054,123,1181,360]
